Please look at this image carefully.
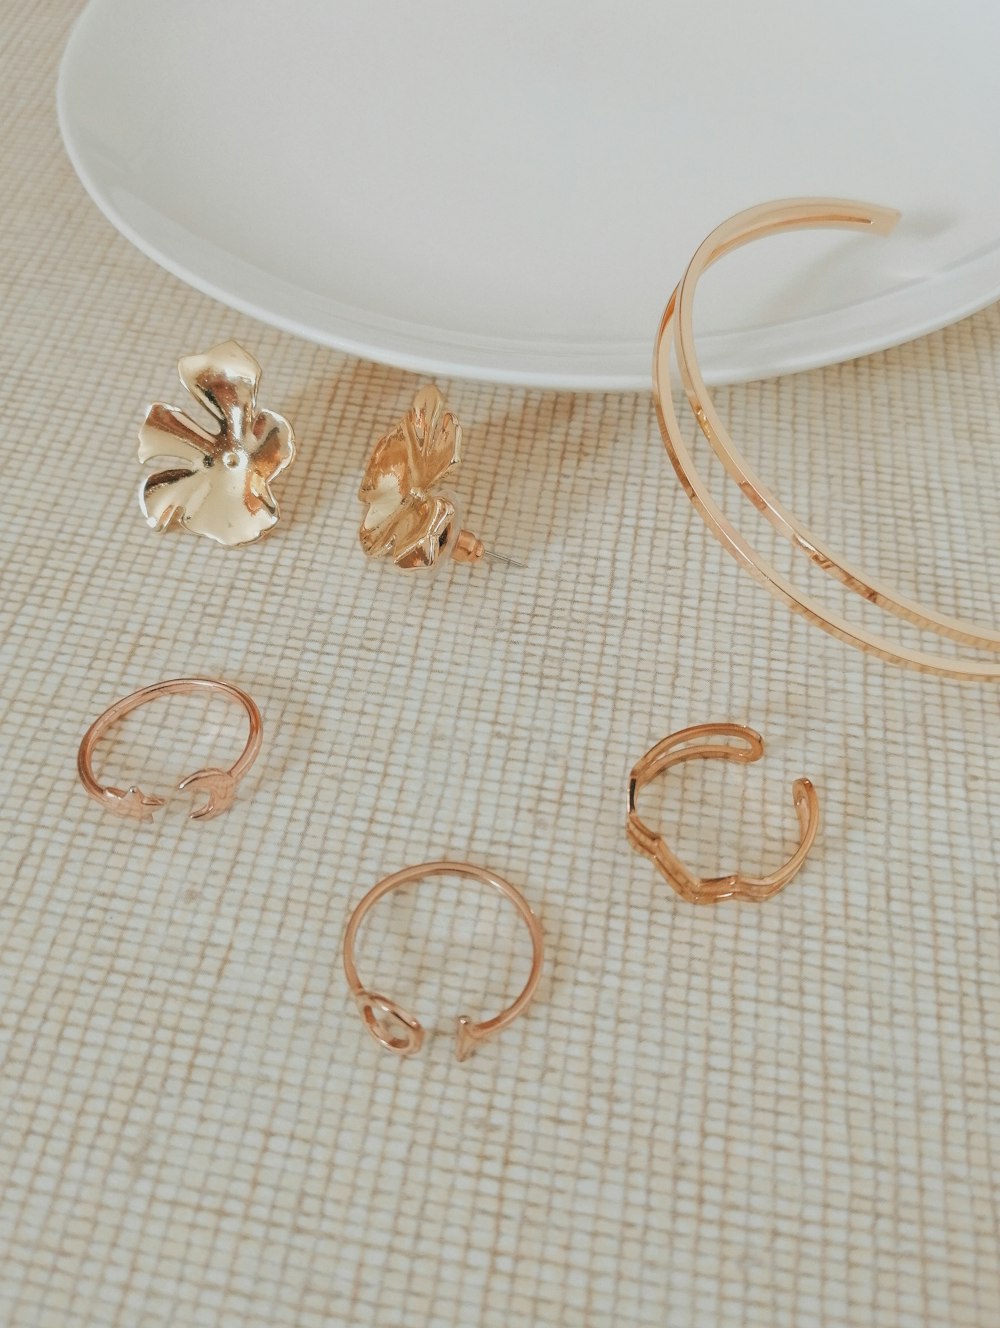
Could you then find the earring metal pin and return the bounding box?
[483,549,525,568]
[451,532,524,568]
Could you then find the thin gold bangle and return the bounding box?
[653,197,1000,680]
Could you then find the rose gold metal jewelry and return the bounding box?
[653,198,1000,680]
[139,340,295,547]
[77,677,263,821]
[627,723,819,903]
[343,861,544,1061]
[358,386,519,571]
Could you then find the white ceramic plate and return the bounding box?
[58,0,1000,389]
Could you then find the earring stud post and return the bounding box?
[450,530,524,567]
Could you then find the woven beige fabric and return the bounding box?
[2,5,999,1326]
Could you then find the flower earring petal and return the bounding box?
[138,339,295,548]
[358,385,463,570]
[356,385,515,571]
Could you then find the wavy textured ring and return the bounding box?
[627,722,819,904]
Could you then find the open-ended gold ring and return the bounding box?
[627,723,819,903]
[343,861,544,1062]
[653,197,1000,680]
[77,677,263,821]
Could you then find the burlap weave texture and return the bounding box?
[1,5,998,1325]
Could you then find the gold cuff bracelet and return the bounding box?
[653,197,1000,680]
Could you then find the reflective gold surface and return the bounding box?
[653,198,1000,678]
[77,677,263,822]
[358,385,485,570]
[343,861,544,1062]
[138,340,295,547]
[627,723,819,904]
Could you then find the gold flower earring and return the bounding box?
[357,385,517,572]
[138,340,296,547]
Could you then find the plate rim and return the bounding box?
[56,0,1000,391]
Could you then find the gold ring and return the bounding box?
[77,677,263,821]
[343,861,544,1061]
[627,723,819,903]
